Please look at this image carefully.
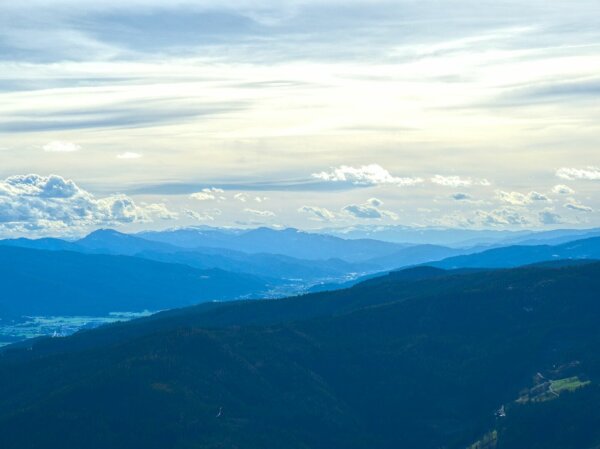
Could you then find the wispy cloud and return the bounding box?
[564,200,593,212]
[117,152,142,159]
[298,205,336,222]
[244,208,276,217]
[42,141,81,152]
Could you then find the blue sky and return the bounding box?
[0,0,599,237]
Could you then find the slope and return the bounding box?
[1,263,600,448]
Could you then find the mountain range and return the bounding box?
[2,229,600,319]
[0,245,269,318]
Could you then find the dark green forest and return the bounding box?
[1,262,599,448]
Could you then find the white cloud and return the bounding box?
[190,192,216,201]
[117,152,142,159]
[556,167,600,181]
[0,174,165,235]
[431,175,490,188]
[564,200,593,213]
[298,205,336,222]
[190,187,226,201]
[244,208,275,217]
[141,202,178,220]
[552,184,575,195]
[313,164,422,187]
[496,190,550,206]
[42,141,81,153]
[234,193,248,202]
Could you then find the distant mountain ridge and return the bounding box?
[429,236,600,269]
[0,228,483,287]
[138,226,409,261]
[0,246,271,318]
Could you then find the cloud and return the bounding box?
[539,210,562,225]
[190,187,226,201]
[556,167,600,181]
[117,152,142,159]
[141,202,178,220]
[184,208,221,221]
[451,192,472,201]
[343,204,383,219]
[431,175,490,188]
[366,197,383,207]
[244,208,275,217]
[312,164,422,187]
[190,192,215,201]
[552,184,574,195]
[234,193,249,202]
[0,174,167,235]
[496,190,550,206]
[528,191,550,202]
[342,198,398,220]
[42,141,81,152]
[475,208,529,226]
[2,99,248,133]
[298,205,336,222]
[564,201,593,213]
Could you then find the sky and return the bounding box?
[0,0,599,237]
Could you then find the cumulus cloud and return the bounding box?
[431,175,490,188]
[539,210,563,225]
[117,152,142,159]
[366,197,383,207]
[42,141,81,153]
[342,198,398,220]
[298,205,336,222]
[564,200,593,212]
[475,208,529,226]
[141,202,178,220]
[0,174,170,235]
[190,187,226,201]
[552,184,575,195]
[244,208,276,217]
[312,164,422,187]
[496,190,550,206]
[556,167,600,181]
